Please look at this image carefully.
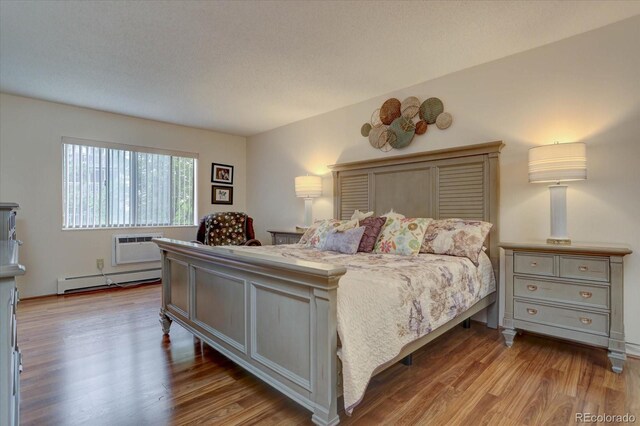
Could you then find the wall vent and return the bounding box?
[112,233,162,266]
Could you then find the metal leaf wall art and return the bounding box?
[361,96,453,152]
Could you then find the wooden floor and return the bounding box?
[17,284,638,426]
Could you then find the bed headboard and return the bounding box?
[329,141,504,276]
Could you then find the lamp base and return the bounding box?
[547,237,571,245]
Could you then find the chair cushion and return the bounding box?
[204,212,248,246]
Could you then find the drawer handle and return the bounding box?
[530,262,538,267]
[578,265,589,272]
[527,285,538,291]
[579,291,592,299]
[579,317,592,325]
[526,308,538,315]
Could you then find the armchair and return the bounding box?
[195,212,261,246]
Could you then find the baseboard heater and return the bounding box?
[57,268,161,294]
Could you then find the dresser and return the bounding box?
[1,203,23,426]
[501,242,631,373]
[0,203,18,241]
[268,229,305,245]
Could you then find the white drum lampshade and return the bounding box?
[528,142,587,245]
[295,175,322,227]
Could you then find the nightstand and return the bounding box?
[268,229,305,245]
[501,242,631,373]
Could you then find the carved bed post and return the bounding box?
[159,249,172,335]
[311,281,339,426]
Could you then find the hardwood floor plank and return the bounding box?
[17,284,638,425]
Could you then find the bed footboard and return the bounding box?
[154,238,345,426]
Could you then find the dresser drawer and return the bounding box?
[514,277,609,310]
[10,288,19,315]
[514,300,608,336]
[12,349,21,396]
[10,287,16,312]
[514,253,555,277]
[559,256,609,282]
[11,313,17,348]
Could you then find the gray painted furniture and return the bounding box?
[0,202,18,241]
[0,203,23,426]
[501,242,632,373]
[268,229,305,245]
[155,141,503,425]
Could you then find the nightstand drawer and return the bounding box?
[514,277,609,310]
[275,235,289,245]
[514,253,555,276]
[514,300,608,336]
[559,256,609,282]
[287,235,302,244]
[269,230,305,246]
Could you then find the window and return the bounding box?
[62,138,197,229]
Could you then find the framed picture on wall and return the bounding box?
[212,185,233,205]
[211,163,234,184]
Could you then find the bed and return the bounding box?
[154,141,503,425]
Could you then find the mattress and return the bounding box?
[235,244,496,414]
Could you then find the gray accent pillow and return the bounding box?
[321,226,366,254]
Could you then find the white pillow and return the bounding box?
[335,209,374,232]
[351,209,373,222]
[381,209,405,221]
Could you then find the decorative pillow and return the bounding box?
[299,220,323,245]
[321,226,366,254]
[420,219,493,265]
[381,209,405,221]
[335,209,374,232]
[304,219,355,248]
[374,217,431,255]
[357,216,387,253]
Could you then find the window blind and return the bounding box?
[62,139,196,229]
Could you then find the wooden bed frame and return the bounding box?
[155,141,504,425]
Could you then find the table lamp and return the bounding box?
[295,175,322,228]
[528,142,587,245]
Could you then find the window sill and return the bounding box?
[61,225,198,231]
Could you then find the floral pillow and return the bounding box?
[299,220,323,245]
[357,216,387,253]
[374,217,431,255]
[303,219,355,248]
[321,226,366,254]
[420,219,493,265]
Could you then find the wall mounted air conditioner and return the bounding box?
[112,233,162,266]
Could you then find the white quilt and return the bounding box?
[234,244,496,414]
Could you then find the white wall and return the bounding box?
[0,93,246,297]
[247,18,640,350]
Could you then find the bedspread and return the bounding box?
[235,244,496,414]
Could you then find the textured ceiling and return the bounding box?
[1,1,639,136]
